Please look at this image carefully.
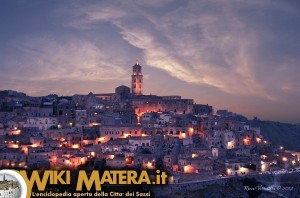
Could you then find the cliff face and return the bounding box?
[249,119,300,151]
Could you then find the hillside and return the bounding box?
[249,119,300,151]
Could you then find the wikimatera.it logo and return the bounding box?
[0,169,168,198]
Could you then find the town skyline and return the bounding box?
[1,0,300,123]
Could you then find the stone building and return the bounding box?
[132,60,143,95]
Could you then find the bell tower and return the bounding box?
[131,59,143,95]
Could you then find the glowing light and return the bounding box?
[123,133,131,138]
[239,166,248,174]
[72,144,79,149]
[227,168,232,175]
[89,122,101,127]
[261,155,267,160]
[137,116,141,125]
[282,157,288,162]
[243,138,250,145]
[256,137,261,143]
[126,156,134,165]
[107,154,114,159]
[188,127,194,136]
[98,137,105,142]
[169,176,174,183]
[183,165,195,173]
[12,129,21,135]
[147,162,152,168]
[227,141,234,149]
[8,144,19,148]
[261,162,266,172]
[192,153,198,158]
[180,132,186,139]
[280,146,284,150]
[82,140,89,145]
[3,161,9,167]
[22,147,28,155]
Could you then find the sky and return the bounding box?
[0,0,300,123]
[0,174,16,182]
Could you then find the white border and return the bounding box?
[0,169,27,198]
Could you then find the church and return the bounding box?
[94,60,194,117]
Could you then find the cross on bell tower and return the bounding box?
[131,59,143,95]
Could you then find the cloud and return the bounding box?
[0,35,130,95]
[66,0,300,102]
[12,37,127,80]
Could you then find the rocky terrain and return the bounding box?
[249,119,300,151]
